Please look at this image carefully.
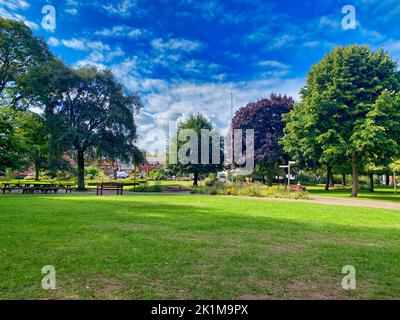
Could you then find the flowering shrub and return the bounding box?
[191,181,308,199]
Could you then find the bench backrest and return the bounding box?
[99,183,123,189]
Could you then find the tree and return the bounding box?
[282,45,400,197]
[169,114,223,187]
[232,94,293,185]
[0,107,23,171]
[23,62,143,190]
[0,17,53,105]
[0,106,48,177]
[14,110,49,180]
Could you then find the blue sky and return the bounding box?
[1,0,400,150]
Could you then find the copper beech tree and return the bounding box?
[231,94,294,185]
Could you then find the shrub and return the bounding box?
[131,181,163,192]
[191,182,309,199]
[204,177,216,187]
[296,172,318,185]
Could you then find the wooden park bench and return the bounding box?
[96,182,124,196]
[290,184,307,192]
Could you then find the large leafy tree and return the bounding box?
[169,114,223,186]
[282,45,400,197]
[0,107,23,171]
[23,62,143,190]
[282,102,346,191]
[0,106,48,177]
[14,110,49,180]
[0,17,53,105]
[232,94,293,185]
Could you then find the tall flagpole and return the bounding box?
[231,92,233,120]
[230,92,234,182]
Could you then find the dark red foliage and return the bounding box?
[231,94,294,165]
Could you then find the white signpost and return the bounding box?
[279,161,296,190]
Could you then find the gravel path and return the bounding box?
[207,194,400,211]
[308,196,400,211]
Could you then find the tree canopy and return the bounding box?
[282,45,400,196]
[169,113,223,186]
[0,17,53,106]
[0,106,48,176]
[23,61,143,189]
[232,94,293,185]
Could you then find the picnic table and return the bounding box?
[1,183,24,194]
[1,183,73,195]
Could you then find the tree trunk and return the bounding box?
[325,165,332,191]
[77,150,86,191]
[193,171,199,187]
[351,152,358,197]
[330,171,334,187]
[386,174,390,187]
[369,173,374,193]
[35,165,40,181]
[342,173,346,186]
[267,162,274,187]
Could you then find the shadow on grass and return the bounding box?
[1,195,400,299]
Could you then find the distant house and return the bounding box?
[62,152,132,176]
[138,155,166,176]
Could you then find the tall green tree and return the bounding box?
[0,106,48,177]
[169,114,223,186]
[0,107,23,171]
[14,110,49,180]
[23,62,143,190]
[282,45,400,197]
[282,101,340,191]
[0,17,53,105]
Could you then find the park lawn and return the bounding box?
[308,185,400,203]
[1,194,400,299]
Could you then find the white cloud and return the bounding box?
[319,16,340,31]
[95,25,149,39]
[2,0,30,11]
[303,41,320,48]
[102,0,138,18]
[128,75,305,151]
[66,0,79,5]
[151,38,204,53]
[47,37,60,46]
[65,8,78,15]
[0,4,39,30]
[50,38,111,52]
[61,38,86,50]
[257,60,289,69]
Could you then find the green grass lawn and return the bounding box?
[308,185,400,203]
[1,194,400,299]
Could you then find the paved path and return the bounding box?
[230,195,400,211]
[200,192,400,211]
[308,196,400,211]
